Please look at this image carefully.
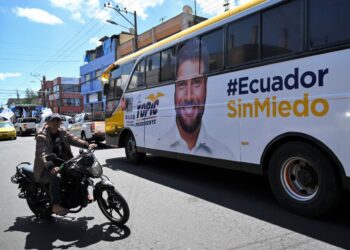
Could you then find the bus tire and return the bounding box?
[268,141,341,217]
[125,133,145,164]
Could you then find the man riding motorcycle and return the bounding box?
[34,113,97,215]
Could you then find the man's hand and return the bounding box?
[88,143,98,149]
[50,167,60,175]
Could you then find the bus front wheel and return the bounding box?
[268,141,341,217]
[125,134,145,164]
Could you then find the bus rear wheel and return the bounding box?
[268,141,341,217]
[125,134,145,164]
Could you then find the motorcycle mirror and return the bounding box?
[79,148,84,155]
[45,153,57,161]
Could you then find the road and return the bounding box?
[0,136,349,249]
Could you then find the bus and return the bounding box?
[102,0,350,217]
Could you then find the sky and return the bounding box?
[0,0,249,106]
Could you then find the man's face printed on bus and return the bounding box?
[175,59,207,133]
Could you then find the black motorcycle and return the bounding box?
[11,149,129,226]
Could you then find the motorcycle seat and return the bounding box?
[20,163,34,180]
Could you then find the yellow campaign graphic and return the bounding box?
[227,93,329,118]
[146,92,165,102]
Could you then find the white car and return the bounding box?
[14,117,38,136]
[35,115,72,136]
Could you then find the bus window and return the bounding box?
[308,0,350,49]
[115,78,123,99]
[128,59,145,90]
[200,28,224,73]
[121,61,134,89]
[160,47,176,82]
[177,38,200,79]
[145,53,160,85]
[107,79,115,100]
[262,0,302,58]
[227,14,259,66]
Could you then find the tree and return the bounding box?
[22,88,38,104]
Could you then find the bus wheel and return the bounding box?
[125,134,145,164]
[268,141,341,217]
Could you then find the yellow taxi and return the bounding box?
[0,121,17,140]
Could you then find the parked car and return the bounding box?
[68,113,105,143]
[0,121,16,140]
[14,117,38,136]
[35,115,72,136]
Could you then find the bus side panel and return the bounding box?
[142,85,176,153]
[233,49,350,177]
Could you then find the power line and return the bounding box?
[31,9,109,75]
[0,58,82,62]
[39,19,109,75]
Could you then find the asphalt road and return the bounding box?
[0,136,349,249]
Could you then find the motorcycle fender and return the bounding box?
[94,179,115,198]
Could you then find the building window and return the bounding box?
[53,85,59,93]
[63,98,81,106]
[61,84,80,92]
[95,69,101,79]
[85,73,91,83]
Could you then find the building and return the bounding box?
[38,76,53,108]
[117,6,206,58]
[79,6,205,115]
[49,77,83,115]
[80,34,133,115]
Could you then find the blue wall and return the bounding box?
[79,37,116,113]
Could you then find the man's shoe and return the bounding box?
[52,204,68,215]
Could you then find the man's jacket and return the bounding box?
[34,125,89,181]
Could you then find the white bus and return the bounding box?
[102,0,350,217]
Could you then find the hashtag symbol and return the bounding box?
[227,79,237,96]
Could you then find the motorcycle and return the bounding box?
[11,148,129,226]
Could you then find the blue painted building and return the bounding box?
[80,35,118,115]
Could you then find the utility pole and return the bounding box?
[194,0,197,24]
[104,2,138,51]
[224,0,230,11]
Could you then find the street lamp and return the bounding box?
[104,2,138,51]
[106,19,133,31]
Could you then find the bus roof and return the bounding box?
[102,0,266,81]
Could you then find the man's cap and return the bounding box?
[47,113,62,121]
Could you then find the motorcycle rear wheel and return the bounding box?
[97,187,130,225]
[26,184,52,219]
[26,197,52,218]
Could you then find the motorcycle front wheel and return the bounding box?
[96,187,130,225]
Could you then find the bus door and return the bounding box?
[124,59,146,148]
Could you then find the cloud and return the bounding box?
[196,0,226,16]
[196,0,252,16]
[0,73,21,81]
[89,37,102,46]
[13,7,63,25]
[114,0,165,20]
[50,0,111,23]
[50,0,166,23]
